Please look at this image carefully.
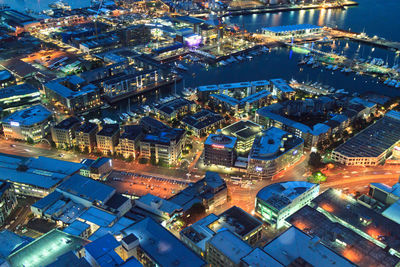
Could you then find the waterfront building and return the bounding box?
[255,181,319,228]
[140,128,185,165]
[206,230,253,267]
[51,117,80,149]
[122,217,206,267]
[180,206,262,256]
[155,97,196,120]
[0,153,83,198]
[270,78,296,100]
[169,171,227,212]
[332,110,400,166]
[0,182,18,227]
[76,122,98,153]
[2,104,52,142]
[221,120,263,154]
[96,124,120,155]
[247,127,304,179]
[263,227,356,267]
[117,125,144,159]
[204,134,237,167]
[181,109,224,137]
[44,75,101,114]
[0,70,15,88]
[287,188,400,266]
[262,24,322,38]
[0,83,40,116]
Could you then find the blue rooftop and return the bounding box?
[2,104,52,127]
[262,24,322,33]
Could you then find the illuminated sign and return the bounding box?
[10,121,20,127]
[292,150,298,156]
[211,144,225,149]
[255,167,263,172]
[394,146,400,151]
[185,34,202,47]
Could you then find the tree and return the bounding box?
[309,152,322,169]
[27,137,34,144]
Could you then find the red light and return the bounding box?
[212,144,225,149]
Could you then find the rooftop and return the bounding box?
[208,230,253,264]
[0,83,39,100]
[76,122,98,134]
[262,24,322,33]
[142,128,185,146]
[2,104,52,126]
[137,193,182,215]
[241,248,283,267]
[84,234,123,266]
[63,220,90,236]
[123,217,206,267]
[257,181,318,211]
[204,134,237,149]
[79,206,117,227]
[53,117,80,130]
[263,226,356,267]
[181,109,224,131]
[44,76,99,99]
[156,97,194,116]
[334,112,400,158]
[7,229,89,267]
[57,174,115,204]
[97,124,120,137]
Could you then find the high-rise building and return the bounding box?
[51,117,80,148]
[204,134,237,167]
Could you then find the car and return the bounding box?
[10,144,16,147]
[58,153,64,158]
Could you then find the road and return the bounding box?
[1,139,400,215]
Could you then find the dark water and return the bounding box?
[3,0,91,12]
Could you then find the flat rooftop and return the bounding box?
[7,229,88,267]
[204,134,237,149]
[76,122,98,134]
[287,205,400,267]
[53,117,80,130]
[0,83,39,100]
[123,217,206,267]
[263,226,356,267]
[263,24,322,33]
[222,120,262,140]
[44,76,98,99]
[97,124,120,137]
[2,104,52,126]
[156,97,193,116]
[334,112,400,158]
[257,181,317,211]
[182,109,223,131]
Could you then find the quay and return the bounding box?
[222,1,358,17]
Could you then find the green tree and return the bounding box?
[27,137,34,144]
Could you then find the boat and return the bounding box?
[395,81,400,88]
[246,55,253,60]
[332,65,339,71]
[388,80,397,87]
[326,65,333,70]
[384,79,391,85]
[49,0,71,9]
[236,56,244,61]
[128,111,135,117]
[219,60,228,66]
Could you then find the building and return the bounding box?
[118,125,144,159]
[0,230,32,264]
[206,230,253,267]
[332,110,400,166]
[221,120,263,154]
[76,122,98,153]
[263,227,357,267]
[156,97,196,120]
[262,24,322,38]
[287,189,400,266]
[0,182,18,227]
[0,83,40,117]
[83,234,124,266]
[139,116,169,133]
[255,181,319,228]
[169,171,227,212]
[204,134,237,167]
[2,104,52,142]
[122,217,206,267]
[181,109,224,137]
[180,206,262,256]
[135,193,182,221]
[0,153,83,198]
[51,117,81,148]
[241,248,283,267]
[270,78,296,100]
[96,124,120,155]
[80,157,113,180]
[247,127,304,179]
[44,75,101,114]
[140,128,185,165]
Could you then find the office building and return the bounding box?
[44,75,101,114]
[80,157,113,180]
[0,83,40,116]
[139,116,169,134]
[241,248,283,267]
[269,78,296,100]
[76,122,98,153]
[248,127,304,179]
[204,134,237,167]
[51,117,80,148]
[182,109,224,137]
[0,182,18,227]
[118,125,144,159]
[332,110,400,166]
[181,206,262,256]
[96,124,120,155]
[135,193,183,221]
[169,171,227,212]
[221,120,263,154]
[122,217,206,267]
[206,230,253,267]
[255,181,319,228]
[2,104,52,142]
[140,128,185,165]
